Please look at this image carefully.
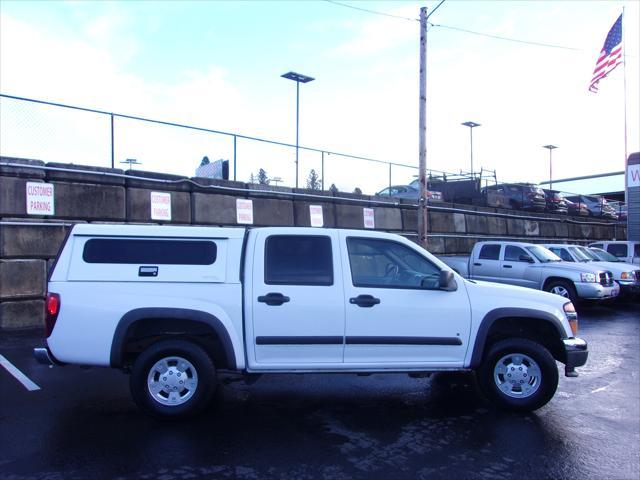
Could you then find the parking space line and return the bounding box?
[0,354,41,391]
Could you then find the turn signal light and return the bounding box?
[563,302,578,336]
[45,293,60,337]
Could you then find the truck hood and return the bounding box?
[466,279,566,307]
[531,261,610,275]
[462,278,572,337]
[589,261,639,278]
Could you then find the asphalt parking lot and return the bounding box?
[1,302,638,480]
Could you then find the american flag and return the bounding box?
[589,14,623,93]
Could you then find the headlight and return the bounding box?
[620,272,633,280]
[580,272,597,283]
[563,302,578,336]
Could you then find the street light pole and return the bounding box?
[543,145,558,189]
[461,121,481,177]
[281,71,315,188]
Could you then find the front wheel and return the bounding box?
[545,279,578,305]
[130,339,217,418]
[477,338,558,411]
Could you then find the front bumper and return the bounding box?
[563,337,588,376]
[575,281,620,300]
[617,280,640,297]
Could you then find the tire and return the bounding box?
[477,338,558,412]
[545,279,578,305]
[130,339,217,418]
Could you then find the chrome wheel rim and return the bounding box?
[493,353,541,399]
[550,285,570,298]
[147,356,198,406]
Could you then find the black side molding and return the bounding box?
[346,336,462,346]
[256,336,342,345]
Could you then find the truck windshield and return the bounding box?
[574,246,601,261]
[568,247,594,262]
[525,246,561,263]
[590,248,621,262]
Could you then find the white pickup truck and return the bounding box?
[35,225,588,417]
[439,241,619,304]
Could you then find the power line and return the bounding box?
[323,0,585,52]
[323,0,418,22]
[430,22,581,51]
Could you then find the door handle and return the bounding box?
[503,265,513,268]
[473,262,482,266]
[257,292,290,306]
[138,266,158,277]
[349,294,381,308]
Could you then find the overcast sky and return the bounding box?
[1,0,638,194]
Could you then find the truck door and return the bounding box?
[471,243,503,282]
[499,245,539,289]
[340,232,471,367]
[249,230,345,366]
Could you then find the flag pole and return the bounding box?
[622,6,628,206]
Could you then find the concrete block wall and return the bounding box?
[0,156,625,330]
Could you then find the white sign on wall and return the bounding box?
[26,182,55,215]
[236,199,254,224]
[309,205,324,227]
[363,208,375,229]
[150,192,172,221]
[629,164,640,187]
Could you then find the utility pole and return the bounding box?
[418,6,428,248]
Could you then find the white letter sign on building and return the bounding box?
[629,163,640,188]
[363,208,375,229]
[150,192,172,221]
[309,205,324,227]
[236,199,254,224]
[26,182,55,215]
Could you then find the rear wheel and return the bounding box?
[130,339,217,418]
[545,279,578,305]
[477,338,558,411]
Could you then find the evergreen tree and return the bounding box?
[353,187,362,195]
[257,168,270,185]
[329,183,339,194]
[306,169,321,190]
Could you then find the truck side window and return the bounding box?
[82,239,217,265]
[607,244,627,257]
[504,245,527,262]
[347,238,440,289]
[265,235,333,286]
[479,244,501,260]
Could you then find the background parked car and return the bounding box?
[544,244,640,298]
[565,194,618,219]
[589,241,640,266]
[482,183,546,212]
[565,198,590,216]
[542,189,568,214]
[376,185,443,202]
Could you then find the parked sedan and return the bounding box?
[565,194,618,219]
[376,185,443,202]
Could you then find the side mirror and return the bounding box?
[438,270,458,291]
[519,254,534,263]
